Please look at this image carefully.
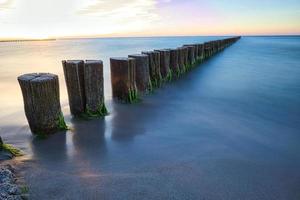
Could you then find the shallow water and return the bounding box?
[0,36,300,199]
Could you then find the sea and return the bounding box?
[0,36,299,200]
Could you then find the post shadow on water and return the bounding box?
[30,130,68,164]
[71,118,107,160]
[109,101,150,142]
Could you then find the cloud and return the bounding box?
[76,0,160,33]
[77,0,159,20]
[0,0,14,10]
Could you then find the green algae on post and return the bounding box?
[1,143,23,157]
[58,112,68,130]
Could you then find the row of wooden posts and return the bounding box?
[18,37,241,136]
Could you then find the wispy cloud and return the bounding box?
[77,0,159,20]
[0,0,14,10]
[76,0,160,34]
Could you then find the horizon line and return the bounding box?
[0,34,299,42]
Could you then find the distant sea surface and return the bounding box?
[0,36,300,200]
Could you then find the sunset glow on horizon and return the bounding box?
[0,0,299,39]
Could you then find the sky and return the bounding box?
[0,0,299,39]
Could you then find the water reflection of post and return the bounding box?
[71,118,107,185]
[110,102,148,142]
[71,118,107,161]
[30,131,68,163]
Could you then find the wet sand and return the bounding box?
[1,37,300,199]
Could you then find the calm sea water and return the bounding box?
[0,36,300,199]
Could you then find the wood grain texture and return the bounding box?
[154,49,171,80]
[84,60,105,113]
[62,60,85,116]
[18,73,65,135]
[128,54,150,93]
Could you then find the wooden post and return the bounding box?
[182,47,189,72]
[110,57,138,103]
[142,51,162,88]
[63,60,108,118]
[194,44,199,62]
[62,60,85,116]
[170,48,180,78]
[18,73,67,135]
[204,42,211,59]
[84,60,107,116]
[183,45,196,69]
[155,49,171,81]
[177,47,186,73]
[128,54,151,93]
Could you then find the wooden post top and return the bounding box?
[154,49,170,52]
[18,73,58,83]
[129,54,148,58]
[110,57,135,61]
[85,60,103,65]
[62,60,84,64]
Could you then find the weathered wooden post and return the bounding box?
[110,57,138,103]
[204,42,211,59]
[194,44,199,62]
[183,45,196,70]
[142,51,162,88]
[183,47,189,72]
[128,54,151,93]
[62,60,85,116]
[84,60,107,116]
[170,48,180,78]
[18,73,67,135]
[198,44,204,61]
[63,60,108,118]
[177,47,186,73]
[155,49,171,81]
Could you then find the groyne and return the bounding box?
[18,36,241,135]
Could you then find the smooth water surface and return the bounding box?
[0,36,300,200]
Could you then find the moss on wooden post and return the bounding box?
[128,54,151,93]
[110,57,138,103]
[62,60,85,116]
[142,51,162,88]
[154,49,172,81]
[18,73,67,135]
[84,60,108,117]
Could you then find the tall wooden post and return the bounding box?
[18,73,67,135]
[177,47,186,73]
[63,60,107,118]
[128,54,151,93]
[155,49,171,81]
[142,51,162,88]
[170,48,180,78]
[62,60,85,116]
[84,60,107,115]
[183,45,196,69]
[110,57,138,103]
[182,47,189,72]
